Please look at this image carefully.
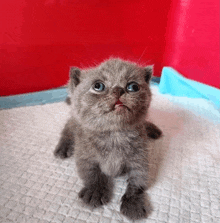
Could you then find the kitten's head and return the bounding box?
[69,58,152,131]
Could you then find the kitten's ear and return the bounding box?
[144,65,153,84]
[69,67,81,87]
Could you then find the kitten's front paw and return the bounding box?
[54,140,73,159]
[65,96,71,105]
[120,193,150,220]
[79,185,112,208]
[147,128,162,139]
[146,123,163,139]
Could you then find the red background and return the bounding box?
[1,0,219,96]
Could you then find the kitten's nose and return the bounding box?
[113,86,125,97]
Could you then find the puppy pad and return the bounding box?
[0,86,220,223]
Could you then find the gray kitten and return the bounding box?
[54,58,162,220]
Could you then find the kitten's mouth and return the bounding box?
[115,99,123,107]
[113,100,130,112]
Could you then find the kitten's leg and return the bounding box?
[145,121,163,139]
[65,96,71,105]
[77,161,113,208]
[54,119,75,159]
[120,163,151,220]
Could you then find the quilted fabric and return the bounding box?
[0,86,220,223]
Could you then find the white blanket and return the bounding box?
[0,86,219,223]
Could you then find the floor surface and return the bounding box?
[0,86,219,223]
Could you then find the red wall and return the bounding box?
[1,0,219,96]
[164,0,220,89]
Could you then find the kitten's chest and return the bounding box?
[94,130,143,177]
[95,130,141,154]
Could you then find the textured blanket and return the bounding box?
[0,86,219,223]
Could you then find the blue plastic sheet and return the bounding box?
[159,67,220,111]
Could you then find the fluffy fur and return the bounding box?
[54,58,162,220]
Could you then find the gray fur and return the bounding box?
[54,58,162,220]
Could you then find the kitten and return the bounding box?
[54,58,162,220]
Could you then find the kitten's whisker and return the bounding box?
[137,46,148,63]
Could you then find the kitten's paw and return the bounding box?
[54,140,73,159]
[120,193,150,220]
[147,127,163,139]
[65,96,71,105]
[146,123,163,140]
[79,185,112,208]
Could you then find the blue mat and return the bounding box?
[159,67,220,111]
[0,88,68,110]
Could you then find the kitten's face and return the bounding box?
[70,59,152,131]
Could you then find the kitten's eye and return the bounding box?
[93,82,105,92]
[127,82,139,92]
